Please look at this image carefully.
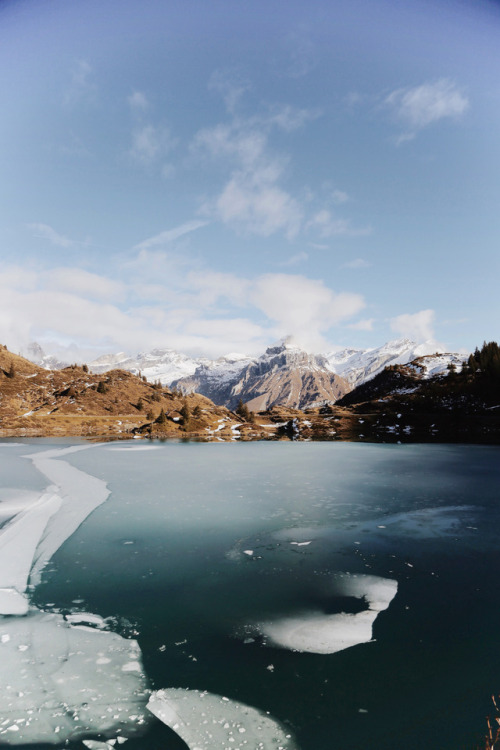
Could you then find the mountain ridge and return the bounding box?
[25,337,462,410]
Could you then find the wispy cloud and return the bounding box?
[332,190,349,204]
[46,268,125,302]
[386,79,469,142]
[282,30,318,79]
[278,251,309,267]
[133,220,209,252]
[192,81,325,240]
[265,103,321,132]
[28,223,75,249]
[307,210,371,239]
[129,124,175,166]
[63,59,96,106]
[348,318,375,331]
[342,258,371,269]
[128,90,149,111]
[194,118,303,239]
[208,69,250,115]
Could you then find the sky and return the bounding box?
[1,0,499,361]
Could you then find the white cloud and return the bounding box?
[283,31,318,79]
[0,253,365,360]
[215,166,302,239]
[278,252,309,267]
[128,90,149,110]
[28,223,75,249]
[64,59,95,106]
[129,124,175,165]
[208,70,250,114]
[133,221,208,252]
[390,309,436,342]
[348,318,375,331]
[46,268,125,302]
[342,258,371,269]
[265,103,321,132]
[186,271,250,308]
[193,99,319,238]
[307,210,371,239]
[252,273,365,351]
[386,79,469,140]
[332,190,349,204]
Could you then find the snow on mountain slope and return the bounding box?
[324,339,448,388]
[174,338,350,410]
[89,348,210,383]
[171,352,255,404]
[408,352,466,378]
[26,338,465,408]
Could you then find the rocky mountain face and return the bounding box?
[25,338,463,410]
[169,353,254,406]
[24,342,70,371]
[215,341,350,411]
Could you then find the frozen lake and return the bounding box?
[1,439,500,749]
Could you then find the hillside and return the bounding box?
[2,343,500,444]
[0,346,246,439]
[26,338,462,413]
[334,343,500,443]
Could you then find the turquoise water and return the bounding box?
[2,440,500,749]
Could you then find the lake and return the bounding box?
[1,439,499,749]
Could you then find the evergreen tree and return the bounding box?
[137,398,143,411]
[236,398,250,421]
[97,380,106,394]
[156,408,167,424]
[180,400,191,426]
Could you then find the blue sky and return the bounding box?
[1,0,499,360]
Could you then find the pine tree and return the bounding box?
[180,400,191,426]
[236,398,250,421]
[97,380,106,394]
[137,398,143,411]
[156,408,167,424]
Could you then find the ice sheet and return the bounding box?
[0,491,62,614]
[147,688,298,750]
[27,447,110,587]
[0,609,150,745]
[0,444,153,746]
[258,575,398,654]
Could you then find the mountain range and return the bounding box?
[25,338,464,411]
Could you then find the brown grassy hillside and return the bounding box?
[0,345,248,439]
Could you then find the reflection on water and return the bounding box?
[0,440,499,749]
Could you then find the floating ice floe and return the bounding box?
[147,688,298,750]
[0,609,150,745]
[0,445,151,745]
[257,575,398,655]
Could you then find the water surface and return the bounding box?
[1,440,499,749]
